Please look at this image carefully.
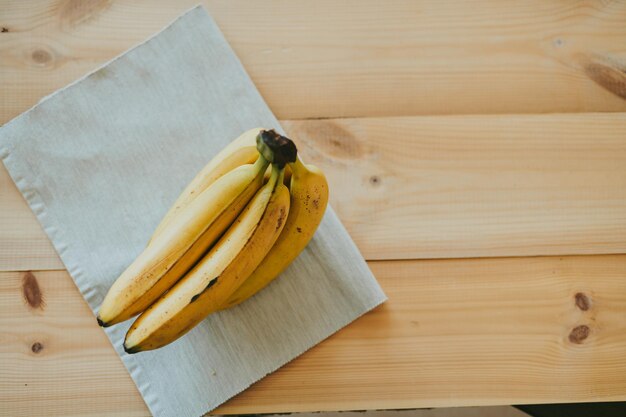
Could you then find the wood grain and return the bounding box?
[1,0,626,123]
[1,255,625,416]
[0,269,148,417]
[3,112,626,270]
[286,113,626,260]
[0,163,62,271]
[2,1,626,414]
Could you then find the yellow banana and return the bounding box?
[97,155,269,327]
[151,128,264,240]
[221,156,328,309]
[124,164,290,353]
[153,128,293,238]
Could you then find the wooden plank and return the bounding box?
[285,114,626,260]
[0,163,62,271]
[0,269,148,417]
[294,410,529,417]
[1,0,626,123]
[1,255,625,416]
[2,112,626,270]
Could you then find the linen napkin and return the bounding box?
[0,6,386,417]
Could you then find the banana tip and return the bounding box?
[123,343,141,354]
[96,315,111,328]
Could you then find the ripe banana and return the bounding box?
[151,128,264,240]
[124,164,290,353]
[153,128,295,235]
[97,155,269,327]
[221,156,328,309]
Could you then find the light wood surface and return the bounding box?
[2,0,626,123]
[0,270,147,417]
[2,0,626,415]
[2,113,626,270]
[0,163,62,271]
[295,409,529,417]
[2,255,625,416]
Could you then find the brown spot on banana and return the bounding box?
[275,208,286,231]
[190,277,219,303]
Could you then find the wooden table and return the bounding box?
[1,1,626,415]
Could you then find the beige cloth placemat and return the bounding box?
[0,6,386,416]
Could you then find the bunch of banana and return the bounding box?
[97,128,329,353]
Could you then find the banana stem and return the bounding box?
[277,165,286,186]
[289,156,306,179]
[253,153,270,173]
[267,163,283,189]
[257,130,297,166]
